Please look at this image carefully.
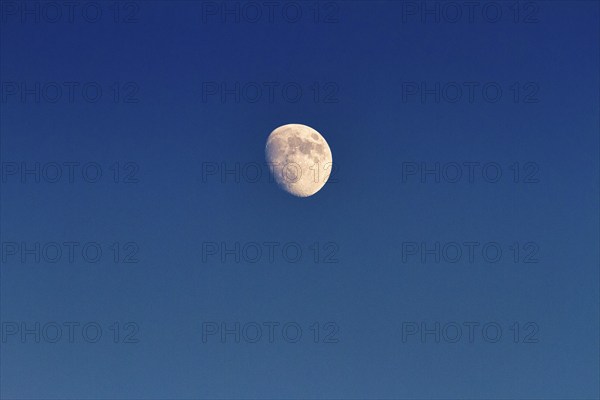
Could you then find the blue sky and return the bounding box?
[1,1,599,398]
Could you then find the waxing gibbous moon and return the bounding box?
[265,124,333,197]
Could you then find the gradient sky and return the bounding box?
[1,1,599,399]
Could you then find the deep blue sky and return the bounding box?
[1,1,599,399]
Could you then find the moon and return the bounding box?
[265,124,333,197]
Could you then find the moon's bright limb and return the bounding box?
[265,124,333,197]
